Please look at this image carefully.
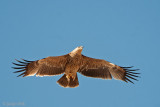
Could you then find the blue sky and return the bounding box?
[0,0,160,107]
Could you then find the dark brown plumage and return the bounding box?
[12,46,140,88]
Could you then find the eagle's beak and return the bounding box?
[80,46,84,49]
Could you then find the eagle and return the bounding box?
[12,46,139,88]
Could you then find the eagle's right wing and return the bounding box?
[78,55,140,83]
[12,54,69,77]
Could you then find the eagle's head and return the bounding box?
[77,46,83,50]
[69,46,84,57]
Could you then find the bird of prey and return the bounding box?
[12,46,139,88]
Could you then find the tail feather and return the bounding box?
[69,74,79,88]
[57,74,68,88]
[57,74,79,88]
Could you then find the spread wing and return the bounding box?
[12,54,69,77]
[78,55,140,83]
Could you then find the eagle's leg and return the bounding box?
[57,73,79,88]
[66,73,76,81]
[66,75,70,82]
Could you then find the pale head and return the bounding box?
[69,46,84,57]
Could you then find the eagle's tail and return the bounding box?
[57,74,79,88]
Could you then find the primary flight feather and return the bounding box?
[12,46,140,88]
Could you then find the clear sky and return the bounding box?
[0,0,160,107]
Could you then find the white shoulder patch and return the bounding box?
[109,62,115,66]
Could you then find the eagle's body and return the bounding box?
[13,46,139,88]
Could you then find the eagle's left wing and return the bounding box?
[12,54,69,77]
[78,55,140,83]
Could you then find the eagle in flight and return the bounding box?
[12,46,139,88]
